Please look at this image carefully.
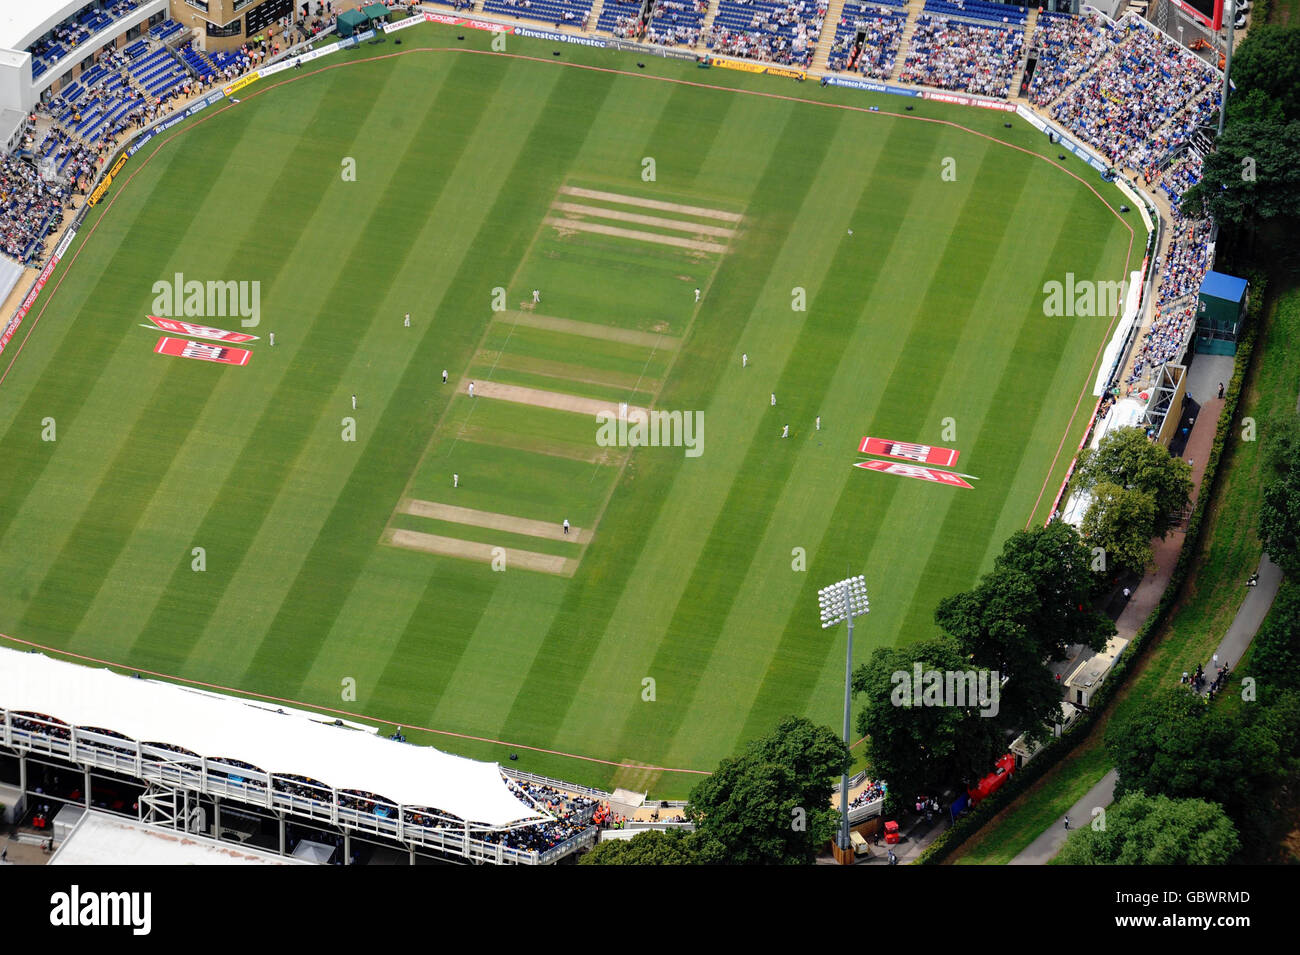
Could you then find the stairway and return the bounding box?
[1007,6,1039,99]
[698,0,724,46]
[585,0,610,34]
[887,0,924,83]
[809,0,849,73]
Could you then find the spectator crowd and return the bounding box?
[899,16,1025,98]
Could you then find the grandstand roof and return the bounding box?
[1200,271,1247,304]
[50,810,309,865]
[0,647,546,828]
[0,1,81,51]
[0,0,164,54]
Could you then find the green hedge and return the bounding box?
[917,273,1269,864]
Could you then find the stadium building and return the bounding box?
[0,647,600,864]
[0,1,171,143]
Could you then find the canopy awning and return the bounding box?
[0,647,544,828]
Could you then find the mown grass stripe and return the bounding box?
[11,118,280,644]
[125,58,473,671]
[495,93,836,749]
[610,118,959,758]
[0,135,222,549]
[734,142,1038,746]
[252,62,622,699]
[889,186,1123,645]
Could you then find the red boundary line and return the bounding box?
[0,39,1134,779]
[0,632,709,776]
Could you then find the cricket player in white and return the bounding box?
[770,392,775,406]
[442,369,448,384]
[269,332,275,346]
[781,424,789,438]
[468,381,475,398]
[404,313,410,327]
[454,473,459,488]
[742,353,748,368]
[694,288,700,302]
[351,394,356,410]
[816,416,821,431]
[532,289,540,304]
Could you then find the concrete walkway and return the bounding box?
[1200,554,1282,682]
[1008,391,1285,863]
[1009,769,1117,865]
[1011,553,1281,863]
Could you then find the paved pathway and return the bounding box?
[1009,770,1117,865]
[1008,396,1283,863]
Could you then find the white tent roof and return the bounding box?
[0,648,545,828]
[51,811,307,866]
[1090,397,1146,451]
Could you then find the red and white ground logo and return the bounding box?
[154,336,252,366]
[859,437,960,468]
[853,460,973,489]
[146,316,258,344]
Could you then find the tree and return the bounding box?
[933,524,1115,746]
[852,637,1003,812]
[990,522,1115,648]
[1055,792,1239,865]
[686,716,850,865]
[1260,469,1300,576]
[1263,413,1300,475]
[579,829,700,865]
[1185,110,1300,229]
[1187,24,1300,235]
[1074,427,1192,537]
[1252,581,1300,684]
[1080,482,1156,574]
[1107,688,1284,825]
[1226,25,1300,121]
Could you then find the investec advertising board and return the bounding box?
[822,75,922,97]
[1015,104,1110,173]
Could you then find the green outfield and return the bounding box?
[0,23,1138,795]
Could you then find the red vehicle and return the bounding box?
[967,754,1016,804]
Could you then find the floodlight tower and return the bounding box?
[1218,0,1237,136]
[818,574,869,858]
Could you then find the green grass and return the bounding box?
[950,281,1300,863]
[0,23,1137,796]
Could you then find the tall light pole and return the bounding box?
[1218,0,1237,137]
[818,574,869,858]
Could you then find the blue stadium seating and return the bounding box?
[921,0,1028,26]
[480,0,595,29]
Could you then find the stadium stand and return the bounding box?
[826,3,907,78]
[0,142,71,266]
[922,0,1028,26]
[644,0,711,47]
[597,0,646,38]
[1049,16,1218,172]
[704,0,829,67]
[149,18,184,43]
[1155,150,1202,206]
[1026,12,1121,108]
[0,648,608,865]
[27,1,143,82]
[898,14,1025,98]
[481,0,596,29]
